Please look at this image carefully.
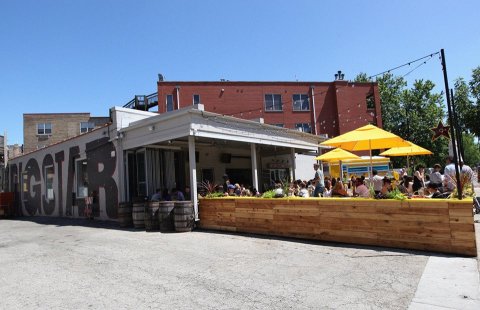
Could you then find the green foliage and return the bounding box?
[385,187,406,200]
[261,190,276,198]
[355,66,480,168]
[198,180,220,197]
[374,74,448,167]
[468,67,480,139]
[453,78,474,135]
[353,72,372,83]
[462,134,480,166]
[205,192,225,198]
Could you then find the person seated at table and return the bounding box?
[426,183,444,198]
[397,175,413,195]
[298,182,310,198]
[162,188,172,201]
[307,179,316,197]
[354,178,370,198]
[171,188,185,201]
[322,179,332,197]
[376,177,393,198]
[227,184,236,196]
[274,182,285,198]
[287,181,298,196]
[332,180,349,197]
[429,164,443,188]
[331,177,337,188]
[151,188,162,201]
[382,177,393,192]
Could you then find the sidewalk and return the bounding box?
[408,180,480,309]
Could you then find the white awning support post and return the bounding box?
[188,135,198,220]
[251,143,259,191]
[290,148,296,181]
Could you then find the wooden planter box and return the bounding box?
[198,197,477,256]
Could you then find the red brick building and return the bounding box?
[154,79,382,138]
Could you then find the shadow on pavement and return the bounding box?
[193,228,463,259]
[4,216,475,258]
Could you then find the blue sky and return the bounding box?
[1,0,479,144]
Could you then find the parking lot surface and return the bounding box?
[0,217,437,309]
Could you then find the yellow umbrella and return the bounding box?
[380,141,433,172]
[379,141,432,157]
[315,148,360,162]
[315,148,360,179]
[320,124,410,151]
[320,124,410,178]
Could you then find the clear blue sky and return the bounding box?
[1,0,479,144]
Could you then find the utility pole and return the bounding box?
[440,49,462,199]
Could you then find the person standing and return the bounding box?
[443,156,456,191]
[371,169,384,195]
[313,163,325,197]
[412,164,425,194]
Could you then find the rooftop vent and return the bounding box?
[334,70,345,81]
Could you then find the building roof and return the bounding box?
[113,104,327,152]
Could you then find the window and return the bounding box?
[272,123,284,128]
[136,151,147,196]
[45,166,54,200]
[193,94,201,105]
[80,122,95,133]
[166,95,174,112]
[292,94,310,111]
[366,94,375,109]
[264,94,282,111]
[76,159,88,198]
[37,123,52,135]
[295,123,312,133]
[22,172,28,194]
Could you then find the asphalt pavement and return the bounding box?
[0,215,479,310]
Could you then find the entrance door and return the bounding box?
[226,169,252,187]
[126,149,147,200]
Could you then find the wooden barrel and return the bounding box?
[118,202,133,227]
[174,201,195,232]
[145,202,160,231]
[132,202,145,229]
[158,201,175,231]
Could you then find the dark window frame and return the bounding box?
[292,94,310,111]
[166,94,174,112]
[37,123,52,135]
[295,122,312,133]
[264,94,283,112]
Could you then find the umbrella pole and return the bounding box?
[369,140,373,181]
[406,155,410,175]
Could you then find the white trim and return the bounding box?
[188,136,198,220]
[75,157,88,198]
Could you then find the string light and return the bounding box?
[368,51,440,79]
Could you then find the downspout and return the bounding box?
[310,85,317,135]
[176,86,180,110]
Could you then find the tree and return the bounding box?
[453,78,474,136]
[375,73,407,133]
[468,66,480,139]
[353,72,371,83]
[462,133,480,166]
[400,79,447,167]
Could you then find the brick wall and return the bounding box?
[23,113,109,154]
[156,81,381,138]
